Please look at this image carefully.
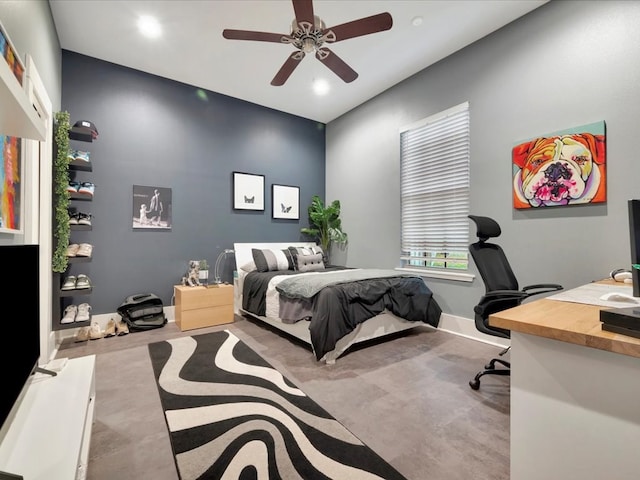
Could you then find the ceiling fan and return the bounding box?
[222,0,393,86]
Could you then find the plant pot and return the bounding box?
[198,269,209,285]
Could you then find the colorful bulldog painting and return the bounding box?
[512,121,606,209]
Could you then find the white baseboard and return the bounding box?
[437,312,510,348]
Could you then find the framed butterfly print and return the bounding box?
[272,184,299,220]
[233,172,265,211]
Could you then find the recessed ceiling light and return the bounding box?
[138,15,162,39]
[411,16,423,27]
[313,79,330,96]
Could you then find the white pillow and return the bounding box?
[240,261,256,272]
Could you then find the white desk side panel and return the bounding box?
[0,355,96,480]
[510,333,640,480]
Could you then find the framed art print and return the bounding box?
[272,184,300,220]
[132,185,172,230]
[512,121,606,209]
[233,172,265,211]
[0,135,23,233]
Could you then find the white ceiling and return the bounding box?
[49,0,547,124]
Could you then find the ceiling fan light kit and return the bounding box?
[222,0,392,86]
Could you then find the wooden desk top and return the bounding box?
[490,280,640,359]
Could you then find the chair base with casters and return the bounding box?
[469,346,510,390]
[467,215,563,390]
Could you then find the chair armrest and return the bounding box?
[522,284,563,298]
[474,290,529,317]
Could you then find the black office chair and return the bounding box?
[467,215,563,390]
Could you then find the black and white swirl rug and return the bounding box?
[148,330,407,480]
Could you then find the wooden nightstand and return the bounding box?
[174,284,234,331]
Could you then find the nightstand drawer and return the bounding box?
[177,304,234,331]
[175,285,233,310]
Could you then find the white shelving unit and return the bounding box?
[0,21,45,141]
[0,355,96,480]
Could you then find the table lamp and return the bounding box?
[214,249,234,285]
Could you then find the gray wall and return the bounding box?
[62,51,325,313]
[0,0,61,111]
[327,1,640,319]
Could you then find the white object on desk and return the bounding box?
[599,292,639,303]
[548,282,639,308]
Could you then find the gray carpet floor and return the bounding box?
[56,315,510,480]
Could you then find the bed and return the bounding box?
[234,242,442,364]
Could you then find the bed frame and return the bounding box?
[233,242,428,364]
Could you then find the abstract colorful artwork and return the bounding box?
[0,135,22,232]
[512,121,606,209]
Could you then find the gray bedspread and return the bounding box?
[276,269,416,299]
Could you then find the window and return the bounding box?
[400,102,470,273]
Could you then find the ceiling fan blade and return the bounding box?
[222,29,290,43]
[271,52,305,86]
[292,0,315,26]
[315,48,358,83]
[324,12,393,42]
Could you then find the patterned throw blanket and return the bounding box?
[275,269,418,299]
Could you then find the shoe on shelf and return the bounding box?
[104,318,116,338]
[88,321,103,340]
[75,274,92,290]
[76,303,91,322]
[61,275,77,291]
[74,150,90,163]
[66,243,80,257]
[67,149,76,163]
[116,319,129,336]
[61,305,77,324]
[78,182,95,197]
[75,326,90,342]
[68,212,79,225]
[76,243,93,257]
[77,213,92,226]
[67,181,80,193]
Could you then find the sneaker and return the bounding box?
[61,305,77,324]
[76,303,91,322]
[75,274,92,290]
[69,212,79,225]
[66,243,80,257]
[104,318,116,338]
[67,181,80,193]
[67,149,76,163]
[61,275,76,290]
[76,243,93,257]
[74,150,90,163]
[78,182,95,197]
[75,326,90,342]
[77,213,92,226]
[88,321,103,340]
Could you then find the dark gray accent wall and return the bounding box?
[326,1,640,319]
[62,51,325,314]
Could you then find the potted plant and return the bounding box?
[301,195,348,262]
[198,260,209,285]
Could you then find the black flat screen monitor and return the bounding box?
[0,244,40,434]
[628,200,640,297]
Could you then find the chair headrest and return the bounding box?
[468,215,501,242]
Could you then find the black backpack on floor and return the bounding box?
[117,293,167,331]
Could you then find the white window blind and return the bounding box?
[400,102,470,271]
